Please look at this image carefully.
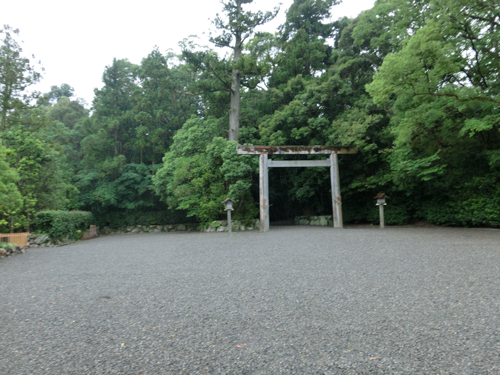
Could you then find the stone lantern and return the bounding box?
[374,193,387,228]
[222,198,234,233]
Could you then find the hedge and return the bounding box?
[92,210,194,229]
[35,211,94,240]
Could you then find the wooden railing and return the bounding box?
[0,232,30,247]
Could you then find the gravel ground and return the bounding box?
[1,226,499,374]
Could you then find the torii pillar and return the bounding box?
[237,145,358,232]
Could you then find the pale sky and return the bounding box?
[2,0,375,107]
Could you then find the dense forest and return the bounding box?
[1,0,499,233]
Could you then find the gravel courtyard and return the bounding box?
[1,226,499,374]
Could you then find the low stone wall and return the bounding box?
[203,220,260,232]
[0,245,27,258]
[295,215,333,226]
[1,220,262,259]
[101,220,261,235]
[27,233,69,248]
[0,233,62,259]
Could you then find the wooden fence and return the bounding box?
[0,232,30,247]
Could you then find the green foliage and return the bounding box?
[153,116,257,224]
[93,210,193,229]
[0,25,41,131]
[41,84,75,105]
[365,0,500,228]
[35,211,94,240]
[0,242,16,249]
[3,1,500,231]
[0,142,23,231]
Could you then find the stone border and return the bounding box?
[100,220,261,235]
[0,233,68,259]
[295,215,333,226]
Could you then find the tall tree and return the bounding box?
[42,83,75,105]
[210,0,278,141]
[0,142,23,232]
[0,25,41,131]
[366,0,500,226]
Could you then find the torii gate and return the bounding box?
[237,145,358,232]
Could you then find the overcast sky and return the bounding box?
[2,0,375,106]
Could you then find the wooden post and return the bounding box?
[379,204,385,229]
[330,153,343,228]
[259,153,269,232]
[227,210,232,233]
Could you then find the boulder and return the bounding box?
[35,234,50,245]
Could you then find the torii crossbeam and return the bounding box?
[237,145,358,232]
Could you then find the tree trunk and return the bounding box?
[229,66,241,142]
[229,2,242,142]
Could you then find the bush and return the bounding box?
[0,242,16,249]
[93,210,194,229]
[35,211,94,240]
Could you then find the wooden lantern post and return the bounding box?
[374,193,387,228]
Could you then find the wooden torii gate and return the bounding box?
[237,145,358,232]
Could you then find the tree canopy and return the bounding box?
[2,0,500,231]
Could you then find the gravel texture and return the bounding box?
[1,226,499,374]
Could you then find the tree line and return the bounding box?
[1,0,499,233]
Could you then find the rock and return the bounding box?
[35,234,50,245]
[130,229,140,233]
[309,216,320,225]
[126,226,135,232]
[0,249,6,257]
[217,226,226,232]
[319,216,328,226]
[141,226,150,232]
[176,224,186,231]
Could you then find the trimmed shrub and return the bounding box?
[92,210,194,229]
[35,211,94,240]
